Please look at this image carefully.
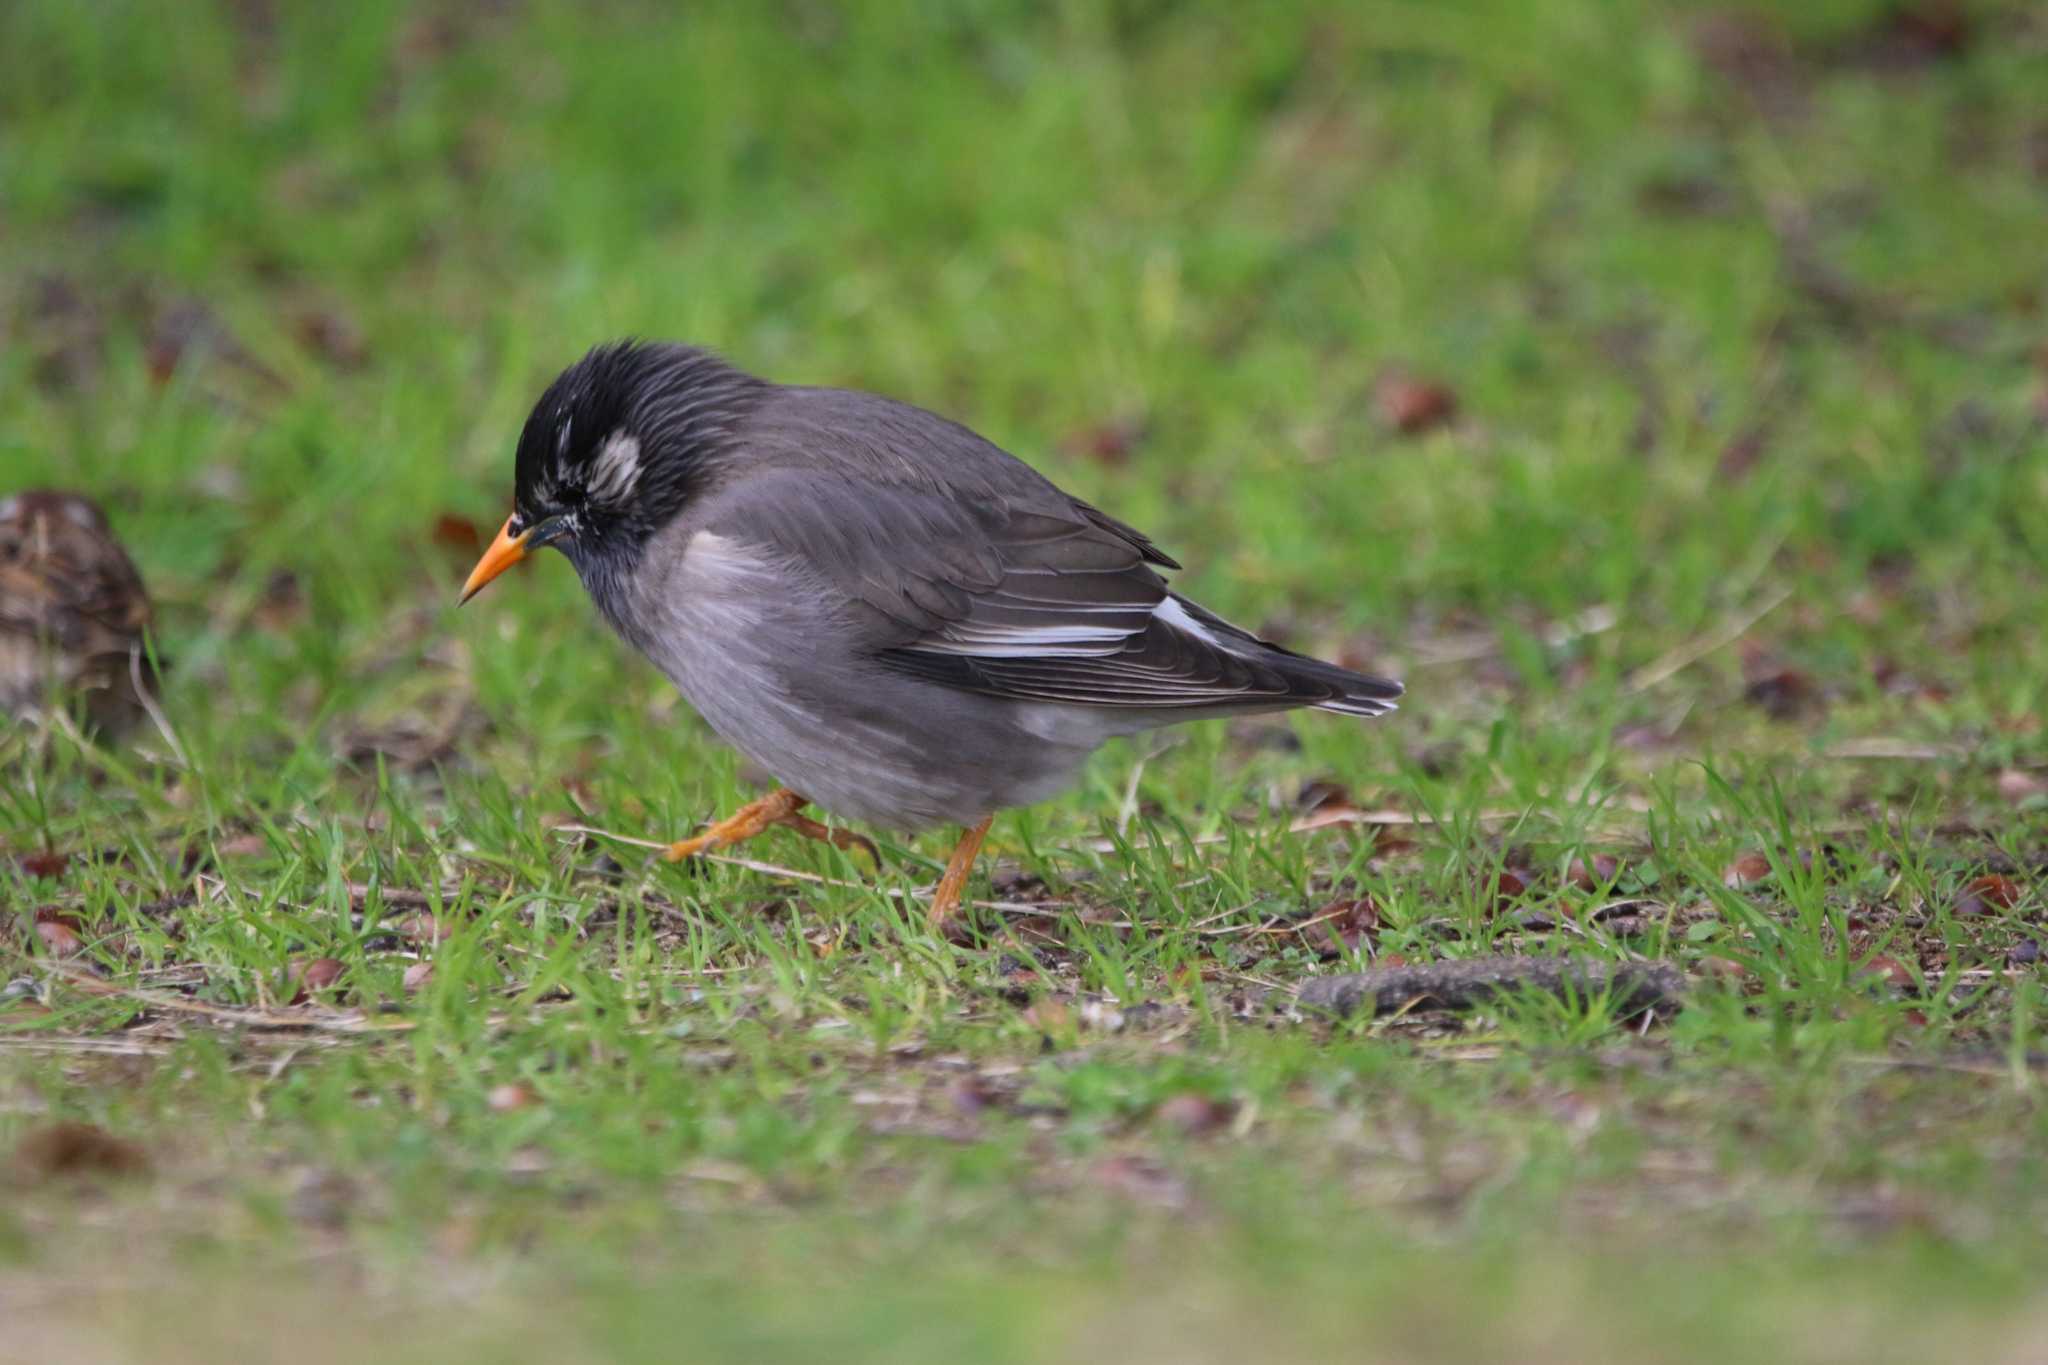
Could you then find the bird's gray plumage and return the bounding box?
[523,342,1402,831]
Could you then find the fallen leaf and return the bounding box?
[402,962,435,993]
[1743,667,1817,718]
[145,297,279,390]
[1154,1094,1236,1137]
[18,851,69,879]
[1020,999,1071,1036]
[33,917,83,957]
[285,957,345,1004]
[946,1076,999,1117]
[1716,427,1768,482]
[12,1121,149,1180]
[1059,416,1148,466]
[487,1083,534,1112]
[1492,868,1534,910]
[1858,955,1915,990]
[1996,769,2047,805]
[215,832,270,859]
[1307,896,1380,956]
[1697,955,1749,984]
[1088,1154,1191,1210]
[397,913,454,944]
[2007,940,2040,967]
[145,300,212,385]
[1723,852,1773,889]
[1836,0,1973,71]
[1956,875,2023,916]
[1374,371,1458,436]
[431,513,483,557]
[293,306,368,369]
[1567,854,1622,891]
[1293,778,1355,813]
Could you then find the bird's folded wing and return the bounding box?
[715,469,1396,713]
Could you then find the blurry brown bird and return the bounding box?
[0,490,162,737]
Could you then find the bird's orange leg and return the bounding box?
[778,811,882,867]
[664,788,876,865]
[927,815,994,927]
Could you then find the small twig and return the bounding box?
[1822,739,1964,761]
[1841,1054,2042,1078]
[556,825,668,851]
[1082,804,1527,854]
[47,966,414,1035]
[0,1036,179,1057]
[1625,586,1792,694]
[342,882,463,909]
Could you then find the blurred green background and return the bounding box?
[4,2,2048,1361]
[6,0,2041,687]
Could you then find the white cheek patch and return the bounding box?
[586,429,642,504]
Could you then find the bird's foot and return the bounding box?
[777,811,882,869]
[663,788,878,868]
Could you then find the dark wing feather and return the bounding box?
[717,389,1400,715]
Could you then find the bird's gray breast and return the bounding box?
[612,522,832,767]
[599,518,1118,830]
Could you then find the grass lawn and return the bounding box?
[4,1,2047,1359]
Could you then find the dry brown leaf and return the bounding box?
[12,1121,149,1180]
[1298,896,1378,957]
[33,915,84,957]
[431,513,484,557]
[1154,1094,1236,1137]
[286,956,345,1004]
[1957,875,2024,915]
[1088,1154,1192,1210]
[1375,371,1458,436]
[1492,868,1534,910]
[1059,416,1148,466]
[1858,955,1915,990]
[18,850,70,879]
[1723,852,1773,889]
[1996,769,2047,805]
[1568,854,1622,892]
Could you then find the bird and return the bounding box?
[460,342,1401,924]
[0,489,162,739]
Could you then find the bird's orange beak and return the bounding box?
[459,517,531,605]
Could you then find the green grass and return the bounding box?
[3,0,2047,1360]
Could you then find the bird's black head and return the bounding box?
[462,340,764,604]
